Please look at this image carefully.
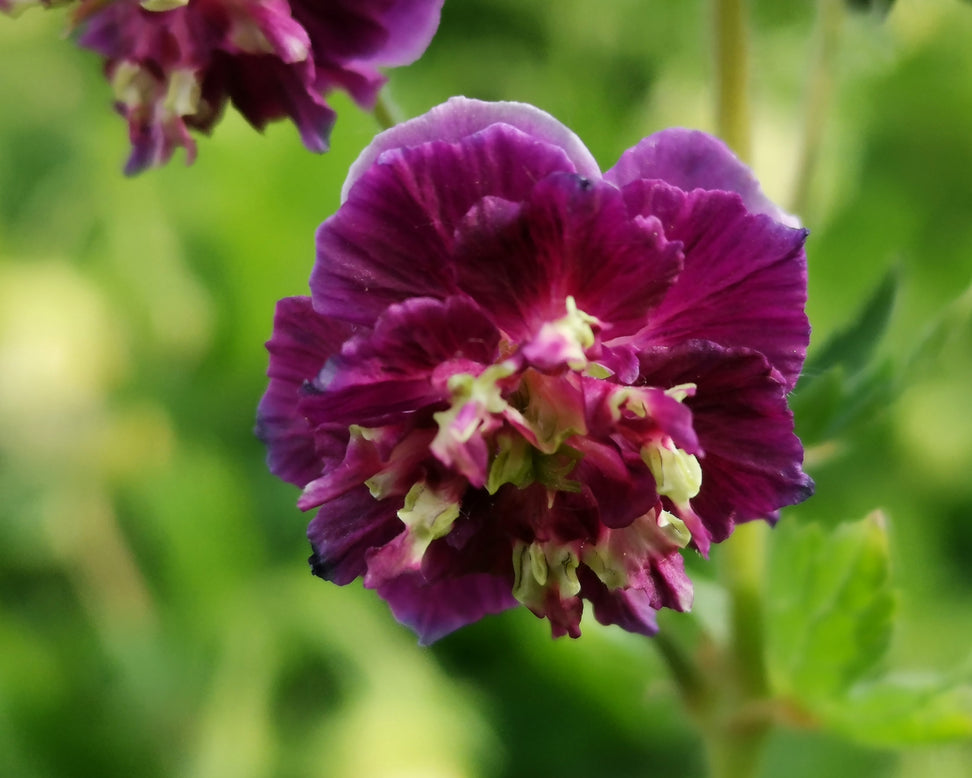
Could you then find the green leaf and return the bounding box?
[793,270,899,446]
[791,365,844,445]
[803,267,898,385]
[792,358,896,446]
[902,278,972,378]
[768,513,895,701]
[769,516,972,746]
[820,674,972,746]
[794,275,972,450]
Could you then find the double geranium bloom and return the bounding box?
[1,0,443,173]
[258,97,814,643]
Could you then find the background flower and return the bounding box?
[258,97,813,643]
[2,0,443,172]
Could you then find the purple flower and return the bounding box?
[3,0,443,173]
[257,97,814,643]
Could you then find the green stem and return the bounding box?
[652,624,708,713]
[790,0,845,216]
[373,89,404,130]
[722,522,770,701]
[699,4,773,777]
[713,0,752,161]
[709,522,772,778]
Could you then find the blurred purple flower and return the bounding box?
[257,97,814,643]
[2,0,443,173]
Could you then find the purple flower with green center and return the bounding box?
[2,0,443,173]
[257,97,814,643]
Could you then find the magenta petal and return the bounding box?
[579,568,659,637]
[247,0,313,63]
[313,125,579,325]
[582,378,699,455]
[302,296,499,426]
[625,181,810,390]
[352,0,445,67]
[639,342,814,542]
[210,54,336,153]
[292,0,443,68]
[605,127,800,228]
[122,104,199,177]
[570,438,658,529]
[374,572,517,645]
[623,548,694,612]
[338,296,500,374]
[343,96,600,200]
[454,174,682,340]
[298,429,384,510]
[307,487,403,585]
[256,296,356,488]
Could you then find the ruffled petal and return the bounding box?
[208,53,336,152]
[580,510,694,616]
[582,575,659,637]
[369,0,445,66]
[374,572,517,645]
[569,438,659,530]
[350,0,444,67]
[638,342,814,544]
[625,181,810,390]
[605,127,800,228]
[453,173,683,342]
[300,296,500,426]
[314,125,579,324]
[256,296,356,487]
[307,486,403,585]
[343,96,600,200]
[291,0,442,69]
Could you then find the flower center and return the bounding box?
[523,295,602,371]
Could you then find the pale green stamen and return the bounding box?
[512,541,581,607]
[560,295,599,350]
[486,432,534,494]
[433,362,517,448]
[657,510,693,547]
[531,295,601,370]
[396,482,461,561]
[642,444,703,506]
[141,0,190,11]
[517,369,587,454]
[163,69,201,116]
[111,62,150,107]
[665,383,697,403]
[582,509,693,592]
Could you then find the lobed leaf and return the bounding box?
[821,674,972,746]
[803,267,898,383]
[768,513,895,701]
[769,514,972,746]
[793,270,898,446]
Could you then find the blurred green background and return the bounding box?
[2,0,972,776]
